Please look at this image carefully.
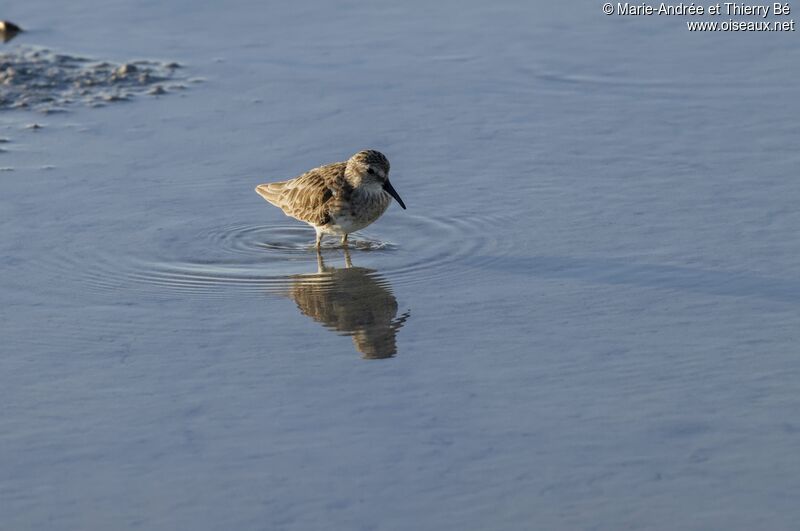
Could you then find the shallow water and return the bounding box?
[2,1,800,530]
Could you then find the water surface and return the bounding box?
[2,1,800,530]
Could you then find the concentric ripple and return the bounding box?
[197,223,396,255]
[52,212,515,298]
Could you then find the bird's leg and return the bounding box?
[315,230,323,250]
[341,233,349,248]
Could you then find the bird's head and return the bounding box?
[345,150,406,209]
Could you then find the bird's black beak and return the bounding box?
[383,179,406,210]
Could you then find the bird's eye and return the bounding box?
[367,168,375,175]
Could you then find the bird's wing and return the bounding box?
[256,162,347,226]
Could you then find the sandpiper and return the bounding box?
[255,150,406,249]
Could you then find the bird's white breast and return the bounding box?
[326,188,390,235]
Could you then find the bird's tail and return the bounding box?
[255,181,286,207]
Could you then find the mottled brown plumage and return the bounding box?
[255,150,406,248]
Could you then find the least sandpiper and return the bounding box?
[255,150,406,249]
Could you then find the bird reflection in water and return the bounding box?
[285,249,410,359]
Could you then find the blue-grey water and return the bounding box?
[2,1,799,530]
